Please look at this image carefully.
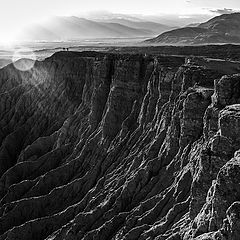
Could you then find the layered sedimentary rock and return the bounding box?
[0,51,240,240]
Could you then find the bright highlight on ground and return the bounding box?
[12,48,36,71]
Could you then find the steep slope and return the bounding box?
[0,51,240,240]
[146,12,240,45]
[17,16,154,41]
[146,27,208,44]
[199,12,240,33]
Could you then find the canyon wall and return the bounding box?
[0,51,240,240]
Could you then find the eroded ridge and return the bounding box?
[0,51,240,240]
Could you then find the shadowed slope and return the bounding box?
[0,51,240,240]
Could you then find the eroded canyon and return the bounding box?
[0,50,240,240]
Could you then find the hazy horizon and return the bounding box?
[1,0,240,44]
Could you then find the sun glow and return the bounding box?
[0,20,24,47]
[0,0,239,45]
[12,48,36,71]
[0,34,18,47]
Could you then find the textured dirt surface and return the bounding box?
[0,51,240,240]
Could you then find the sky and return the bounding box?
[0,0,240,43]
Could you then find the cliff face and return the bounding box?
[0,51,240,240]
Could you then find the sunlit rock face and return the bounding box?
[0,51,240,240]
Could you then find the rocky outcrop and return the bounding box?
[0,51,240,240]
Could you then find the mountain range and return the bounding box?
[13,12,240,45]
[146,12,240,44]
[17,16,172,41]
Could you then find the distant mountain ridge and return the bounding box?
[146,12,240,45]
[17,16,172,41]
[99,18,173,33]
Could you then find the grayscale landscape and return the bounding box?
[0,1,240,240]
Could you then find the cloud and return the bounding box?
[210,8,238,15]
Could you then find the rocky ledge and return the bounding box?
[0,51,240,240]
